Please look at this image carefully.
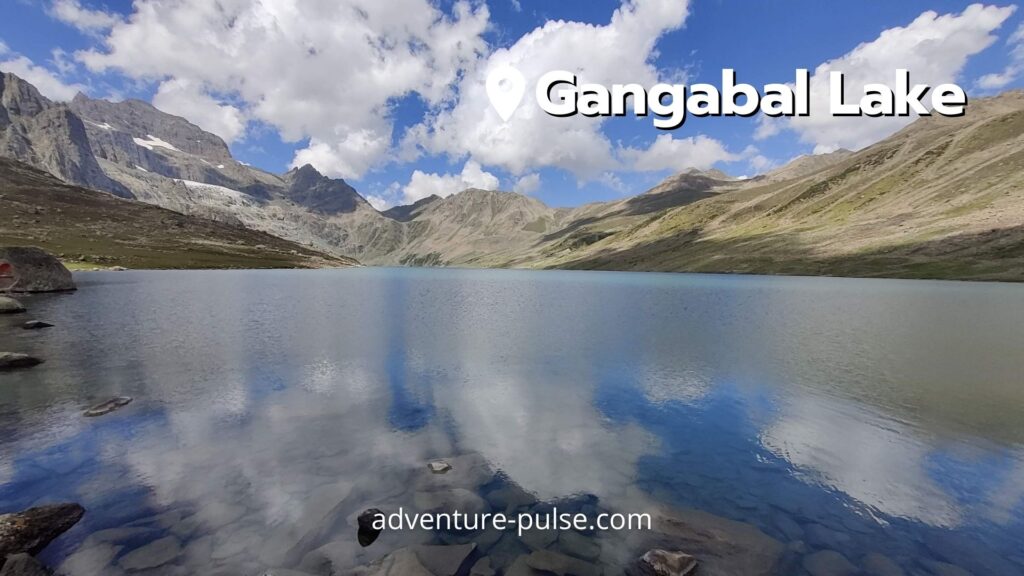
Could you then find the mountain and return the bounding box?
[525,91,1024,281]
[382,194,441,222]
[0,157,357,269]
[2,71,1023,281]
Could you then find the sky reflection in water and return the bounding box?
[0,268,1022,574]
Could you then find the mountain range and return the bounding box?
[1,70,1022,280]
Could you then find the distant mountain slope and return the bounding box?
[3,71,1023,280]
[0,157,357,269]
[527,91,1024,281]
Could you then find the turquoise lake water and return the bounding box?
[1,268,1022,575]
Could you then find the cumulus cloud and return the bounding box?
[0,52,87,101]
[76,0,490,179]
[977,21,1024,90]
[513,173,541,195]
[402,160,499,204]
[48,0,122,32]
[622,134,740,172]
[761,4,1015,153]
[407,0,691,178]
[152,78,247,144]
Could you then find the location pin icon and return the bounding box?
[486,66,526,122]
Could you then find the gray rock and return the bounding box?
[0,297,25,314]
[0,503,84,557]
[862,552,905,576]
[635,549,698,576]
[803,523,851,550]
[803,550,858,576]
[21,321,53,330]
[556,530,601,561]
[523,549,602,576]
[118,536,181,571]
[428,460,452,474]
[0,353,42,370]
[58,541,121,576]
[346,547,433,576]
[919,559,973,576]
[0,553,51,576]
[639,507,784,576]
[0,247,75,293]
[469,557,496,576]
[83,397,133,417]
[414,488,490,517]
[413,543,476,575]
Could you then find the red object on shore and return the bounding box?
[0,262,15,291]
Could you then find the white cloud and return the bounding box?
[365,195,390,211]
[152,78,247,144]
[977,21,1024,90]
[76,0,490,179]
[49,0,122,32]
[0,54,86,101]
[622,134,740,172]
[408,0,691,179]
[513,172,541,195]
[773,5,1015,152]
[402,160,499,204]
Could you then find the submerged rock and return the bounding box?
[0,553,52,576]
[469,557,496,576]
[83,397,132,417]
[414,543,477,575]
[637,507,784,576]
[0,503,85,558]
[0,248,75,293]
[634,549,698,576]
[0,297,25,314]
[803,550,857,576]
[21,321,53,330]
[0,353,42,370]
[118,536,181,571]
[357,508,384,547]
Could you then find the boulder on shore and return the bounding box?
[0,297,25,314]
[0,353,42,370]
[0,553,52,575]
[0,504,85,559]
[0,247,75,293]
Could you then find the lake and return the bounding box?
[1,268,1023,575]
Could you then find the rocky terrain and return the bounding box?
[0,157,356,269]
[523,93,1024,281]
[2,70,1023,279]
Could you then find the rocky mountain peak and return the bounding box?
[68,94,233,161]
[1,72,52,120]
[282,163,366,215]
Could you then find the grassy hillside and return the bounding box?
[0,157,359,270]
[525,91,1024,282]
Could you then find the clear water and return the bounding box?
[1,268,1023,575]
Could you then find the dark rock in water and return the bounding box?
[860,552,904,576]
[0,553,52,576]
[0,247,75,293]
[521,549,602,575]
[357,508,384,547]
[83,397,132,417]
[0,353,42,370]
[0,297,25,314]
[633,549,698,576]
[802,550,857,576]
[21,321,53,330]
[0,503,85,558]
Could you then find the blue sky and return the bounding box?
[2,0,1023,208]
